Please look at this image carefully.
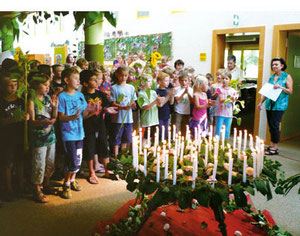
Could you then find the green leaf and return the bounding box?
[201,221,208,229]
[10,73,22,80]
[137,96,145,108]
[223,98,231,104]
[33,15,37,24]
[151,79,156,90]
[13,108,26,122]
[236,117,242,126]
[240,100,245,109]
[104,11,117,27]
[145,88,151,100]
[244,186,255,196]
[232,184,247,207]
[117,94,125,103]
[275,187,284,195]
[16,84,26,98]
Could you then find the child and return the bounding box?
[28,73,58,203]
[76,58,89,71]
[110,66,137,158]
[58,67,94,199]
[51,64,65,96]
[0,72,28,201]
[138,74,162,145]
[100,67,112,100]
[214,72,237,139]
[174,72,193,135]
[205,73,214,126]
[190,75,215,138]
[156,72,175,140]
[174,59,185,72]
[211,69,224,128]
[80,70,118,182]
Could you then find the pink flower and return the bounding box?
[223,163,230,171]
[177,169,184,175]
[206,168,213,175]
[246,167,254,176]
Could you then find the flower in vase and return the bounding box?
[240,154,246,160]
[177,169,184,175]
[153,158,162,165]
[232,171,238,176]
[152,166,157,172]
[223,163,230,171]
[246,167,254,176]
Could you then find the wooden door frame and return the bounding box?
[269,24,300,143]
[211,26,265,137]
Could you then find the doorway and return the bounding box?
[272,24,300,142]
[211,26,265,137]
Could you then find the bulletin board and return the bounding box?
[54,44,67,64]
[103,32,172,60]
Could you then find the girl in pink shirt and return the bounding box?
[190,75,215,139]
[214,72,237,139]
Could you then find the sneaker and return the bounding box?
[62,185,72,199]
[71,181,82,191]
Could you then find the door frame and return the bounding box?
[270,23,300,142]
[211,26,265,137]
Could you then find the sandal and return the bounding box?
[265,148,279,155]
[87,176,99,184]
[34,191,49,203]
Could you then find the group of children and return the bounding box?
[0,56,238,204]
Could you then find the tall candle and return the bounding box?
[238,131,242,159]
[162,125,165,142]
[228,149,233,186]
[209,125,213,151]
[144,148,147,176]
[185,125,189,141]
[174,136,178,157]
[162,142,166,166]
[194,127,198,142]
[139,128,142,153]
[243,152,247,183]
[214,136,219,157]
[233,128,237,150]
[243,130,247,151]
[249,134,253,150]
[164,154,169,180]
[180,139,184,162]
[192,151,198,189]
[256,145,261,177]
[252,150,256,179]
[154,133,157,157]
[221,125,225,149]
[204,139,208,166]
[198,137,202,153]
[173,153,177,185]
[147,127,151,147]
[260,142,264,175]
[173,125,176,140]
[168,126,171,149]
[156,147,161,182]
[212,158,218,188]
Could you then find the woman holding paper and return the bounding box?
[257,58,293,155]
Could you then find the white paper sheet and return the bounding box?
[259,83,282,101]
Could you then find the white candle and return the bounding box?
[173,125,176,140]
[173,153,177,185]
[243,152,247,183]
[238,131,242,159]
[162,142,166,166]
[147,127,151,147]
[192,151,198,189]
[162,125,165,142]
[252,150,256,179]
[221,125,225,149]
[214,136,219,157]
[212,158,218,188]
[204,139,208,166]
[164,154,169,180]
[233,128,237,150]
[168,126,171,149]
[249,134,253,150]
[180,139,184,161]
[260,142,264,175]
[174,136,178,157]
[154,133,157,157]
[198,137,202,153]
[243,130,247,151]
[156,147,161,182]
[228,149,233,186]
[256,145,261,177]
[194,127,198,142]
[255,136,260,150]
[139,128,142,153]
[144,148,147,176]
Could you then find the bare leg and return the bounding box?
[87,160,96,178]
[120,143,127,151]
[102,158,113,177]
[113,145,119,158]
[93,154,101,171]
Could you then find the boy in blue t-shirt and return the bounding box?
[58,67,95,199]
[110,66,137,158]
[156,72,175,140]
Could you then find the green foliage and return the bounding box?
[116,94,125,103]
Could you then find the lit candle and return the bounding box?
[228,149,233,187]
[185,125,189,141]
[173,125,176,140]
[162,125,165,142]
[256,145,261,177]
[243,130,247,151]
[252,149,256,179]
[198,137,202,153]
[221,125,225,149]
[173,152,177,185]
[174,135,178,157]
[192,151,198,189]
[154,132,157,157]
[180,138,184,162]
[243,151,247,183]
[168,126,171,149]
[132,131,137,170]
[204,139,208,166]
[164,154,169,180]
[144,148,147,176]
[147,127,151,147]
[194,127,198,142]
[260,142,264,175]
[212,158,218,188]
[214,136,219,157]
[233,128,237,150]
[238,130,242,159]
[156,147,161,182]
[139,128,142,153]
[249,134,253,150]
[162,141,166,166]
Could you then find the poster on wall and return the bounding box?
[54,45,67,64]
[104,32,172,60]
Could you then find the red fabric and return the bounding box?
[93,195,276,236]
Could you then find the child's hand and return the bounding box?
[45,118,57,125]
[130,102,136,110]
[106,107,119,114]
[73,109,81,119]
[50,95,59,109]
[208,99,216,107]
[157,96,165,106]
[170,88,176,97]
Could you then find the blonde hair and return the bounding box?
[222,71,232,80]
[193,74,208,90]
[156,72,169,82]
[216,68,225,75]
